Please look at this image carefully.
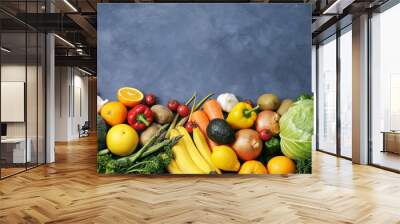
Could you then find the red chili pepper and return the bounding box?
[127,104,153,132]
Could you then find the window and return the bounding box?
[316,25,353,159]
[317,36,337,154]
[370,3,400,171]
[339,28,352,158]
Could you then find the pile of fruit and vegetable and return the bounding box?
[97,87,313,175]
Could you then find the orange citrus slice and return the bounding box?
[117,87,144,108]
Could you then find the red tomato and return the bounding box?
[177,105,190,117]
[184,121,197,134]
[145,94,156,106]
[167,100,180,112]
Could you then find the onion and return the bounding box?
[256,110,280,135]
[232,129,262,161]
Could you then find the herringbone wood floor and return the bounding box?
[1,135,400,224]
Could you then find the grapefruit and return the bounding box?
[106,124,139,156]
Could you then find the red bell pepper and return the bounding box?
[127,104,153,132]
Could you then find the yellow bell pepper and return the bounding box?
[239,160,268,174]
[226,102,259,129]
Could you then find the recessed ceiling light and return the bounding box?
[322,0,354,15]
[63,0,78,12]
[54,34,75,48]
[1,47,11,53]
[78,67,93,76]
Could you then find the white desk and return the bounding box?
[1,138,32,163]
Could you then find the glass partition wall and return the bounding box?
[0,3,46,179]
[316,26,353,159]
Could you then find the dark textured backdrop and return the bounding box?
[98,3,311,104]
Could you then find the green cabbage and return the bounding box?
[279,99,313,161]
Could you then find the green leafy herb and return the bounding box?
[296,158,312,174]
[97,149,112,173]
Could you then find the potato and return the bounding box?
[257,93,280,111]
[140,123,161,145]
[277,99,294,116]
[151,105,173,124]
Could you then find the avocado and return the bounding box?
[97,115,108,151]
[206,119,235,144]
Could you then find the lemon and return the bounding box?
[211,145,241,172]
[106,124,139,156]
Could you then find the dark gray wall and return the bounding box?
[98,3,311,104]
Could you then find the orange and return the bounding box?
[267,156,296,174]
[100,101,127,126]
[106,124,139,156]
[117,87,144,108]
[239,160,268,174]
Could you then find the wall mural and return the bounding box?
[97,3,313,175]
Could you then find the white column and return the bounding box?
[352,14,369,164]
[46,1,56,163]
[46,33,55,163]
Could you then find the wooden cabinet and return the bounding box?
[382,132,400,154]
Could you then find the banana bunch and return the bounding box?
[167,127,220,174]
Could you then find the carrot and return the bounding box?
[191,111,209,133]
[203,99,224,120]
[191,110,218,150]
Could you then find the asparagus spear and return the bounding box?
[141,136,182,158]
[117,123,169,164]
[188,96,197,121]
[194,93,214,111]
[176,116,189,127]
